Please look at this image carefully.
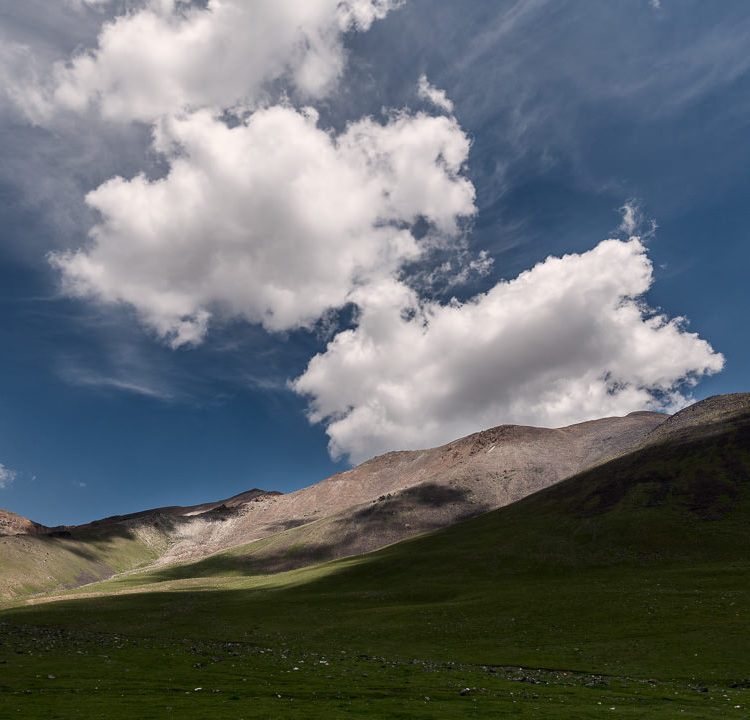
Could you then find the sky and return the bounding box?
[0,0,747,526]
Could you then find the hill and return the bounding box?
[1,394,749,717]
[0,409,665,597]
[0,509,50,536]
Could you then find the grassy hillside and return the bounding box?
[0,522,170,598]
[1,407,749,716]
[0,410,668,585]
[27,404,744,585]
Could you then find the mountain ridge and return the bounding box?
[5,394,748,598]
[4,392,750,689]
[0,405,672,597]
[2,410,667,536]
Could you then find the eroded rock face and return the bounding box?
[0,509,48,537]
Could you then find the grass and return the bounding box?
[1,412,749,717]
[0,523,170,599]
[5,558,748,680]
[2,623,749,719]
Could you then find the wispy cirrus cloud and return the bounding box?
[59,367,175,401]
[0,463,16,489]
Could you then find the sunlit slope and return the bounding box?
[0,522,169,598]
[4,400,750,682]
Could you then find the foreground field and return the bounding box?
[1,621,749,719]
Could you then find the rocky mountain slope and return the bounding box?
[644,392,750,445]
[4,394,748,597]
[145,394,750,577]
[0,510,49,537]
[149,409,666,573]
[110,408,666,569]
[1,406,671,596]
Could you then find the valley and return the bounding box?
[1,394,750,718]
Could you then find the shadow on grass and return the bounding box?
[549,418,750,520]
[133,483,490,584]
[27,523,147,564]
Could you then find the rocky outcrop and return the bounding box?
[0,509,49,537]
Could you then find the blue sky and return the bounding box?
[0,0,747,526]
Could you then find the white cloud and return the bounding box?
[6,0,726,466]
[417,74,454,113]
[0,463,15,489]
[293,238,724,463]
[17,0,402,124]
[50,106,475,346]
[408,249,494,296]
[0,43,53,122]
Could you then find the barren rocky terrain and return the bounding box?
[1,408,670,595]
[0,509,48,537]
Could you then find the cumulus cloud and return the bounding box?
[7,0,724,470]
[293,238,724,463]
[0,463,15,489]
[417,74,454,113]
[50,107,475,346]
[17,0,401,123]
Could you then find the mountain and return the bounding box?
[0,408,665,597]
[84,488,282,527]
[4,394,748,599]
[2,393,749,691]
[136,408,666,569]
[644,392,750,445]
[123,392,750,581]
